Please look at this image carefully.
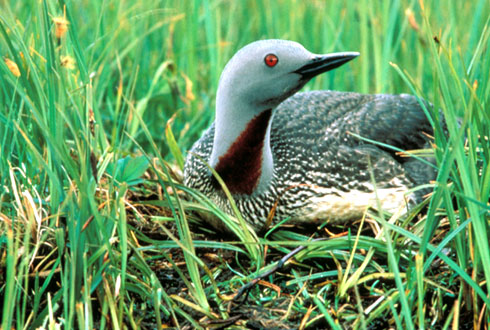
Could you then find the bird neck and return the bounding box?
[210,96,274,195]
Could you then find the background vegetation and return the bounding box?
[0,0,489,328]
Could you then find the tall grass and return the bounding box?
[0,0,489,328]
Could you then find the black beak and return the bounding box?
[294,52,359,80]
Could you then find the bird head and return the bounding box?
[217,39,359,110]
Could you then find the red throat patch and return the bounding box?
[214,109,273,195]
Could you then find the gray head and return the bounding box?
[217,39,359,111]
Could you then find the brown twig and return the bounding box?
[230,238,327,309]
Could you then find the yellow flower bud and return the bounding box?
[60,55,75,70]
[52,16,69,38]
[4,57,21,77]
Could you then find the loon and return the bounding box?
[184,39,435,231]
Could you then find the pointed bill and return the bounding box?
[294,52,360,79]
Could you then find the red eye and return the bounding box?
[264,54,278,67]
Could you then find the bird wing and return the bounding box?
[272,91,434,191]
